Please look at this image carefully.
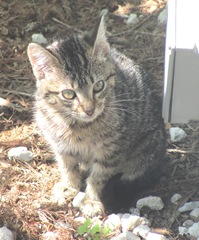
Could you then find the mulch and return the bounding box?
[1,0,199,239]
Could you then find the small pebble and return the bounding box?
[133,225,150,238]
[111,232,140,240]
[179,201,199,212]
[8,146,34,162]
[157,8,167,25]
[74,217,86,224]
[146,232,167,240]
[190,208,199,219]
[136,196,164,210]
[169,127,187,143]
[72,192,86,208]
[104,214,121,230]
[182,219,194,228]
[121,213,148,232]
[178,226,188,235]
[42,231,59,239]
[0,227,14,240]
[171,193,182,204]
[129,207,140,216]
[126,13,139,26]
[31,33,48,45]
[188,222,199,238]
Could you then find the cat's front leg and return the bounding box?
[81,163,114,216]
[52,153,82,204]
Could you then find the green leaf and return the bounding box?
[91,224,101,235]
[77,218,92,235]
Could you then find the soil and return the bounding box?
[1,0,199,239]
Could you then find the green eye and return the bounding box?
[62,89,76,100]
[93,80,105,93]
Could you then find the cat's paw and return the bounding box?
[80,200,104,217]
[52,182,79,205]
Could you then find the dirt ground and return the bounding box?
[1,0,199,239]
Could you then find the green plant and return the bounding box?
[77,218,112,240]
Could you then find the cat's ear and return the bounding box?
[27,43,59,81]
[84,16,110,59]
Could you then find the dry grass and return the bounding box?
[2,0,199,239]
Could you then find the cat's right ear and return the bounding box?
[27,43,59,81]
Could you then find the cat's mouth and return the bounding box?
[74,108,103,122]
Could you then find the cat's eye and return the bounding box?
[93,80,105,93]
[62,89,76,100]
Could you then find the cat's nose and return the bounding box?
[85,109,94,116]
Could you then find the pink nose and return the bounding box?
[85,109,94,116]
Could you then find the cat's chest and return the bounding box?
[61,127,113,161]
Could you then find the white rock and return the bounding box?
[129,207,140,216]
[127,14,139,26]
[104,214,121,230]
[178,226,188,235]
[157,8,167,25]
[190,208,199,219]
[146,232,167,240]
[121,213,148,232]
[72,192,86,208]
[111,231,140,240]
[42,231,59,239]
[133,225,150,238]
[136,196,164,210]
[74,217,86,224]
[182,219,194,228]
[0,227,14,240]
[8,146,34,162]
[179,201,199,212]
[171,193,182,204]
[188,222,199,238]
[169,127,187,143]
[31,33,48,45]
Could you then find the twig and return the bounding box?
[168,189,198,228]
[52,17,82,33]
[1,89,34,98]
[167,149,197,154]
[111,16,152,37]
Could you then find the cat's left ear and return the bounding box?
[84,15,110,59]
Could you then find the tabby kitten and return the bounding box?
[27,16,166,216]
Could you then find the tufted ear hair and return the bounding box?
[27,43,60,81]
[84,15,110,59]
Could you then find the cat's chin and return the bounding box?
[75,111,102,123]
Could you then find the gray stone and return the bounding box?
[169,127,187,143]
[188,222,199,238]
[178,226,188,236]
[121,213,148,232]
[0,227,14,240]
[127,14,139,26]
[179,201,199,212]
[146,232,168,240]
[31,33,48,45]
[171,193,182,204]
[190,208,199,219]
[8,146,34,162]
[111,232,140,240]
[129,207,140,216]
[182,219,194,228]
[104,214,121,230]
[133,224,150,238]
[136,196,164,210]
[158,8,167,25]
